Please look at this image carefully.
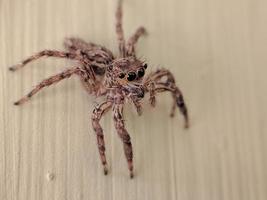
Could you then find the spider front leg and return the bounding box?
[144,69,189,128]
[153,85,189,128]
[113,102,134,178]
[9,50,78,71]
[130,95,143,116]
[13,67,81,105]
[91,101,112,175]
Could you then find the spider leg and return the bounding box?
[13,67,81,105]
[148,81,156,107]
[64,37,97,52]
[91,101,112,175]
[144,69,179,109]
[115,0,126,57]
[113,103,134,178]
[9,50,78,71]
[144,69,176,84]
[126,26,147,57]
[64,37,114,59]
[149,84,189,128]
[128,94,143,116]
[132,99,142,116]
[144,69,189,128]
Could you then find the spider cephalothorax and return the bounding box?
[105,57,147,99]
[10,1,189,178]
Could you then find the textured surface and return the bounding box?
[1,0,267,199]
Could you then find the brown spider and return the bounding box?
[9,0,189,178]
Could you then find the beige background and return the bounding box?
[1,0,267,199]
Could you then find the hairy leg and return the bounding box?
[148,82,156,107]
[126,26,147,56]
[144,69,189,128]
[115,0,126,57]
[91,101,112,175]
[9,50,78,71]
[14,67,81,105]
[113,103,134,178]
[132,99,142,116]
[150,84,189,128]
[64,37,97,52]
[144,69,178,109]
[64,37,114,59]
[144,69,176,84]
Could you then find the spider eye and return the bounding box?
[127,72,137,81]
[137,68,145,78]
[143,63,148,69]
[119,73,125,79]
[108,65,113,70]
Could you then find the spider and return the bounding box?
[9,0,189,178]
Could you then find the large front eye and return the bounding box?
[127,72,137,81]
[137,68,145,78]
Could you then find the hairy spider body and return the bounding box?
[10,1,189,178]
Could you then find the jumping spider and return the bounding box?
[9,1,189,178]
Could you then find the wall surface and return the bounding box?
[1,0,267,199]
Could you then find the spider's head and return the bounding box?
[105,57,147,98]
